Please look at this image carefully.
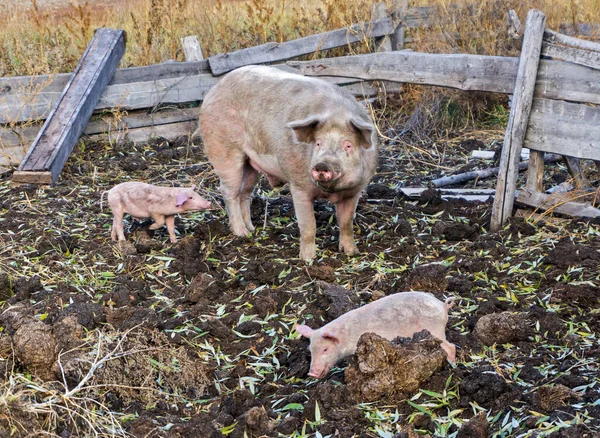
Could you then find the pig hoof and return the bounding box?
[340,243,359,255]
[300,245,316,261]
[231,224,252,236]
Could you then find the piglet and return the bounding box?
[295,291,456,379]
[102,182,211,243]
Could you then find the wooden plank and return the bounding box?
[16,28,126,185]
[391,0,409,50]
[542,42,600,70]
[525,98,600,161]
[11,170,52,185]
[491,9,546,232]
[287,52,600,104]
[526,150,545,192]
[517,189,600,218]
[544,28,600,54]
[181,36,204,61]
[372,3,392,52]
[207,16,396,76]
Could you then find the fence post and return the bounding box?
[181,35,204,61]
[491,9,546,231]
[391,0,408,50]
[371,2,392,52]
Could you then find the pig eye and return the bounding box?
[315,140,322,149]
[343,141,352,152]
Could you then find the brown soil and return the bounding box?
[1,132,599,437]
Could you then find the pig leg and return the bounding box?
[148,214,166,231]
[111,204,126,241]
[334,194,360,255]
[165,215,177,243]
[239,162,259,232]
[441,341,456,363]
[290,185,317,261]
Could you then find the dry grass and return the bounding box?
[1,0,599,78]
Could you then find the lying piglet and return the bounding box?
[102,182,211,243]
[295,291,456,379]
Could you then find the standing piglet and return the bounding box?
[295,292,456,379]
[198,65,378,261]
[103,182,211,243]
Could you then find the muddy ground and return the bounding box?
[0,125,599,437]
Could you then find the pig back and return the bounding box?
[200,66,374,157]
[333,292,450,350]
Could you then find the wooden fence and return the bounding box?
[2,3,599,224]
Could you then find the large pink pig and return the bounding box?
[296,292,456,379]
[198,65,378,260]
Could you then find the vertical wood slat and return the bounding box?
[526,150,545,191]
[391,0,409,50]
[491,9,546,231]
[371,3,393,52]
[13,28,126,186]
[181,36,204,61]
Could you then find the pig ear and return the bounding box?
[350,117,377,150]
[287,115,323,143]
[295,324,314,338]
[175,191,188,207]
[322,331,341,345]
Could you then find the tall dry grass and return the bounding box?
[1,0,599,78]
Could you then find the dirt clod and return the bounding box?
[474,311,532,345]
[534,384,581,412]
[345,331,446,401]
[13,321,57,381]
[457,412,489,438]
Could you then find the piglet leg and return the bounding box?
[239,162,259,233]
[165,215,177,243]
[111,205,126,241]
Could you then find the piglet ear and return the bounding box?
[295,324,314,338]
[175,191,188,207]
[322,331,340,345]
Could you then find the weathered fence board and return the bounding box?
[491,10,546,231]
[14,28,126,185]
[517,189,600,218]
[208,16,396,76]
[181,36,204,61]
[287,52,600,104]
[542,42,600,70]
[525,98,600,161]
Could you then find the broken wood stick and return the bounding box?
[431,153,562,188]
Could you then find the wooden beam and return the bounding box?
[14,28,126,186]
[208,16,396,76]
[181,36,204,61]
[287,52,600,105]
[491,9,546,232]
[391,0,409,51]
[372,3,393,52]
[517,189,600,218]
[542,42,600,70]
[525,98,600,161]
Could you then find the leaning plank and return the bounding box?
[544,28,600,54]
[491,9,546,232]
[517,189,600,218]
[287,52,600,104]
[525,98,600,161]
[542,42,600,70]
[207,16,396,76]
[13,28,126,185]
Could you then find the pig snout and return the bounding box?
[311,162,342,184]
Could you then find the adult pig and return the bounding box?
[198,65,378,261]
[103,182,211,243]
[295,292,456,379]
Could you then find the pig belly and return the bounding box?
[247,154,286,188]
